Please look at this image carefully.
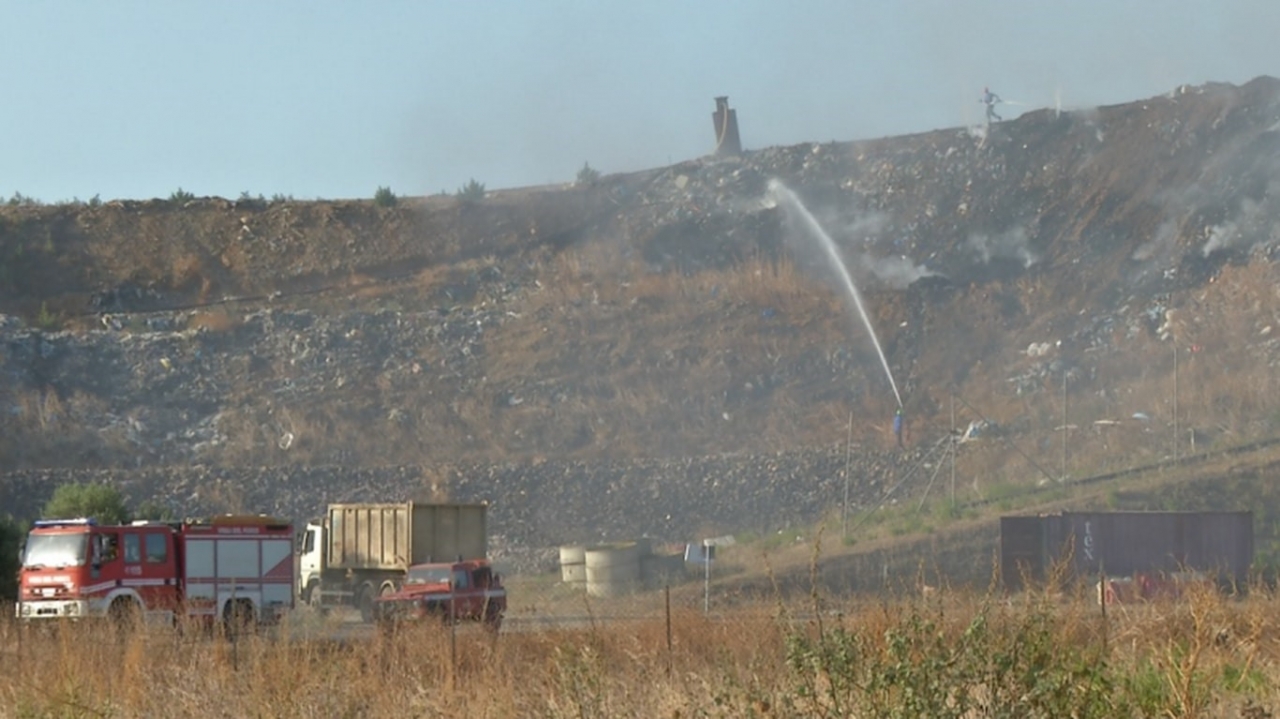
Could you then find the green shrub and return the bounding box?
[133,500,175,521]
[236,191,267,209]
[7,192,41,207]
[33,302,61,330]
[43,482,130,525]
[374,186,398,208]
[0,515,25,600]
[87,194,101,208]
[456,179,486,202]
[168,187,196,204]
[785,601,1126,718]
[576,162,601,185]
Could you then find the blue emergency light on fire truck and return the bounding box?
[32,518,98,527]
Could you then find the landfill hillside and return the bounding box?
[4,78,1280,549]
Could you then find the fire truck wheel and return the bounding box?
[357,583,377,623]
[223,599,256,639]
[108,597,142,634]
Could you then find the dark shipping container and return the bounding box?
[1000,511,1253,590]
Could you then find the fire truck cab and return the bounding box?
[17,515,295,628]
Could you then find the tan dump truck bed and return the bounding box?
[325,502,488,572]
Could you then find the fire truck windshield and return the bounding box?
[22,533,89,569]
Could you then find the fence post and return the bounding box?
[665,585,672,677]
[1099,565,1109,656]
[229,580,238,672]
[450,581,458,690]
[703,548,711,615]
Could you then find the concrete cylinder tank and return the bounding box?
[559,545,587,586]
[585,543,642,598]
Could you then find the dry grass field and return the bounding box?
[3,584,1279,718]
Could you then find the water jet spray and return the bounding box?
[767,179,903,409]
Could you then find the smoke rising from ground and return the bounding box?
[832,212,940,288]
[966,227,1039,268]
[773,202,937,290]
[1202,196,1270,257]
[839,211,891,241]
[857,253,939,289]
[1132,219,1179,263]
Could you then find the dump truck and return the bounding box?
[297,502,488,621]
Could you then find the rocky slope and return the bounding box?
[4,77,1280,551]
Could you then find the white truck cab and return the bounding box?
[297,522,324,605]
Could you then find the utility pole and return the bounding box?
[1173,344,1179,463]
[949,393,956,504]
[1062,373,1068,481]
[703,542,711,615]
[842,412,852,538]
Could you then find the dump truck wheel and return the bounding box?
[375,609,398,636]
[357,583,377,623]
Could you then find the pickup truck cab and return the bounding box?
[372,559,506,631]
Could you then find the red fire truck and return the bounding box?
[16,515,294,628]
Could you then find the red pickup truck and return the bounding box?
[372,559,506,631]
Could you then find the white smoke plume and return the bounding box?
[840,211,891,241]
[1202,220,1241,257]
[966,227,1039,268]
[768,191,936,290]
[1202,196,1265,257]
[1132,219,1178,262]
[836,211,936,288]
[857,253,939,289]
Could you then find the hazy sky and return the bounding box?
[3,2,1279,202]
